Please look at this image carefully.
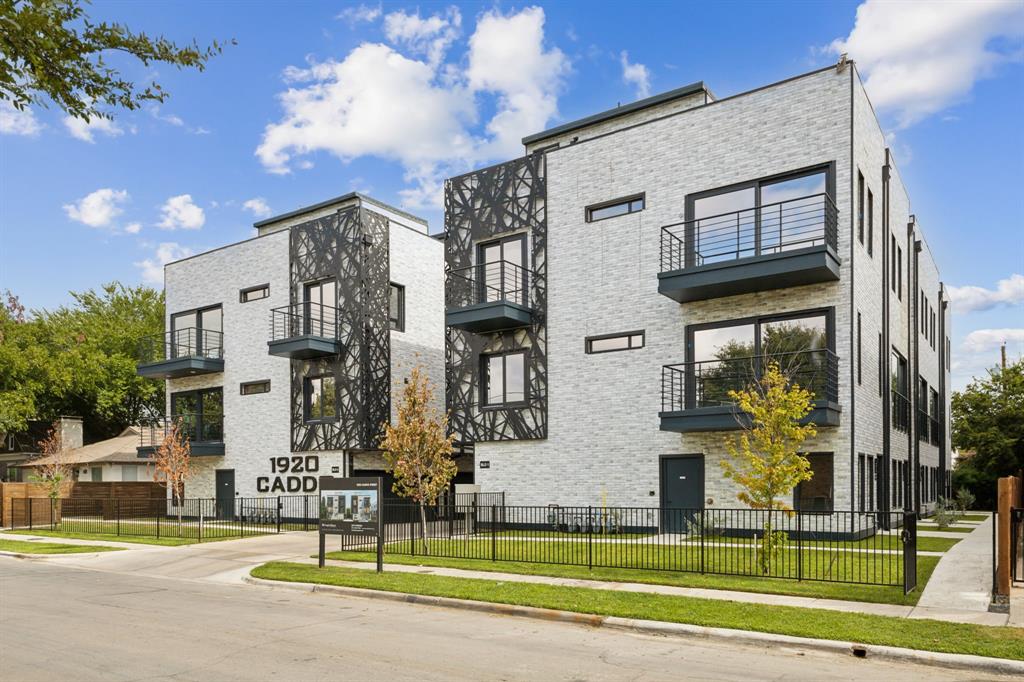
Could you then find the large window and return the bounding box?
[688,166,831,266]
[689,310,831,408]
[170,305,222,358]
[170,387,223,441]
[303,279,336,336]
[586,193,645,222]
[478,235,527,304]
[891,350,909,432]
[482,351,527,407]
[304,375,337,422]
[794,453,834,512]
[389,283,405,332]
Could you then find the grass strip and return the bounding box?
[0,538,123,554]
[323,549,939,606]
[8,529,253,547]
[252,561,1024,661]
[918,525,976,534]
[962,514,989,522]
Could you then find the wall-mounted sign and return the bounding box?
[319,476,381,536]
[257,455,319,493]
[479,461,490,469]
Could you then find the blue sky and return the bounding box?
[1,0,1022,390]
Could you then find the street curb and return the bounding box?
[0,549,119,560]
[243,574,1024,676]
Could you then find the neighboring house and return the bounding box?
[0,416,83,482]
[136,193,449,507]
[442,61,952,518]
[18,426,154,483]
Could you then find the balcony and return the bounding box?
[267,302,343,359]
[659,349,841,432]
[658,194,840,303]
[137,414,224,457]
[446,261,536,333]
[137,328,224,379]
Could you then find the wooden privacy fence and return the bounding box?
[994,473,1023,604]
[0,481,164,527]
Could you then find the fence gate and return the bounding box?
[902,512,918,594]
[1012,508,1024,584]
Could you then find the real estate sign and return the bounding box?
[317,475,383,572]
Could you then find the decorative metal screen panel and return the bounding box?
[289,205,391,451]
[444,152,548,442]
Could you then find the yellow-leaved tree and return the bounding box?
[379,364,457,554]
[153,418,193,533]
[720,360,817,574]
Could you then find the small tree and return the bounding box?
[29,421,72,500]
[720,361,818,574]
[379,365,457,554]
[153,418,192,532]
[955,487,976,517]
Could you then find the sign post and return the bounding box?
[317,475,383,573]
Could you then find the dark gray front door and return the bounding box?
[215,469,235,520]
[661,456,704,533]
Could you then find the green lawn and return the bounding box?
[252,562,1024,661]
[324,548,939,606]
[962,514,989,522]
[918,525,977,533]
[0,538,123,554]
[8,529,255,547]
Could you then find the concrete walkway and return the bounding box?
[911,515,1005,625]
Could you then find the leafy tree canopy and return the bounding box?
[951,359,1024,507]
[0,0,230,122]
[0,283,164,441]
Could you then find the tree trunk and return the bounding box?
[176,491,183,537]
[419,501,430,555]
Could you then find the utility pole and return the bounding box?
[1002,343,1007,370]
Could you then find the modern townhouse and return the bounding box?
[136,193,449,511]
[442,61,951,523]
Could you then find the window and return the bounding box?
[929,388,941,446]
[586,194,645,222]
[857,171,864,244]
[931,310,936,349]
[91,466,103,482]
[171,387,223,441]
[304,375,337,422]
[794,453,834,512]
[918,377,930,442]
[891,235,897,293]
[857,312,862,385]
[170,305,222,358]
[240,284,269,303]
[858,454,866,511]
[240,380,270,395]
[867,189,874,256]
[897,246,903,300]
[122,464,138,482]
[389,283,405,332]
[878,333,883,397]
[478,235,527,304]
[891,349,909,432]
[586,331,645,354]
[482,351,527,407]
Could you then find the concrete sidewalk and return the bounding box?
[912,515,1005,625]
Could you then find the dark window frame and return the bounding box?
[685,306,836,364]
[240,380,271,395]
[479,349,529,409]
[793,452,835,513]
[867,188,874,256]
[857,171,865,244]
[585,193,646,223]
[585,330,646,355]
[239,284,269,303]
[169,386,224,442]
[389,282,405,332]
[303,374,339,423]
[857,311,862,385]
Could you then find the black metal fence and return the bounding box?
[660,193,839,272]
[338,503,915,591]
[7,496,319,540]
[662,349,840,411]
[138,327,224,364]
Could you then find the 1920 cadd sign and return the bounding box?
[318,476,381,536]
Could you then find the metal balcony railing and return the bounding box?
[660,193,839,272]
[892,390,910,433]
[138,328,223,364]
[446,261,536,309]
[139,414,224,449]
[930,416,941,446]
[662,349,839,412]
[917,409,931,442]
[269,301,340,341]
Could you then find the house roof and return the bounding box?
[19,426,148,467]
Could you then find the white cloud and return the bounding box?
[242,197,273,218]
[124,222,141,235]
[63,115,124,143]
[0,101,42,136]
[336,3,381,25]
[257,6,569,209]
[63,188,130,228]
[619,51,651,99]
[134,242,193,285]
[157,194,205,230]
[384,6,461,65]
[948,274,1024,313]
[952,327,1024,389]
[829,0,1024,127]
[961,328,1024,354]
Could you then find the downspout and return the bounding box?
[911,224,922,514]
[938,287,949,498]
[881,151,892,525]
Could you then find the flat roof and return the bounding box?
[521,80,708,146]
[252,192,428,229]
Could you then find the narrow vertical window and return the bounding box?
[897,246,903,300]
[389,283,405,332]
[857,171,865,244]
[867,189,874,256]
[857,312,862,385]
[891,235,897,292]
[878,333,883,397]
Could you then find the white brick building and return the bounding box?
[138,193,447,509]
[443,63,952,520]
